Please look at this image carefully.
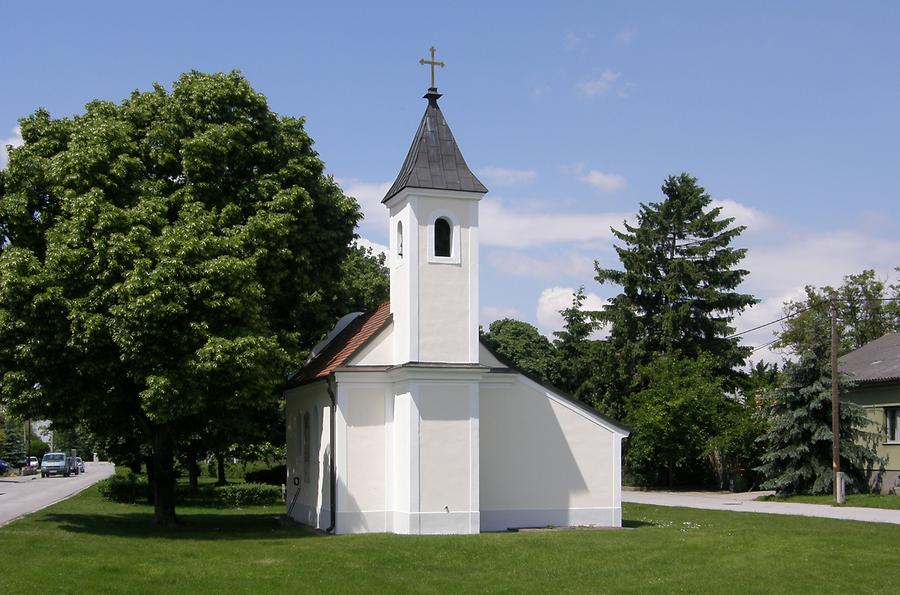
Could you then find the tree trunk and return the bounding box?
[152,429,177,527]
[216,451,227,486]
[666,464,674,489]
[144,454,155,493]
[187,444,199,491]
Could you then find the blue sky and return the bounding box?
[3,2,900,363]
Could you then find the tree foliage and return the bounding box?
[0,71,367,524]
[625,354,728,487]
[755,352,882,495]
[595,173,757,395]
[776,269,900,358]
[481,318,555,382]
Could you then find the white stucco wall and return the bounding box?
[335,381,390,534]
[479,374,625,531]
[350,322,394,366]
[284,381,332,530]
[386,189,481,365]
[417,196,476,363]
[479,343,506,368]
[418,383,477,517]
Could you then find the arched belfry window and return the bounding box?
[434,217,452,257]
[396,221,404,258]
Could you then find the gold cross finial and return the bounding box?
[419,46,445,89]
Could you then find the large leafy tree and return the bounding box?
[0,71,364,525]
[625,354,728,487]
[482,318,555,382]
[776,269,900,357]
[755,352,882,495]
[595,173,757,395]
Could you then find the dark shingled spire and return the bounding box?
[382,88,488,203]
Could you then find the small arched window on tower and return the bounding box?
[396,221,404,259]
[434,217,452,257]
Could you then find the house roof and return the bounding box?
[839,331,900,385]
[382,89,488,203]
[286,300,391,387]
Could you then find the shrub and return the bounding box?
[97,472,151,504]
[215,482,282,507]
[244,465,286,486]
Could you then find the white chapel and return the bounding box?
[284,72,629,535]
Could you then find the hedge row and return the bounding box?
[97,474,282,507]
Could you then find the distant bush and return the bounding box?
[244,465,286,486]
[98,472,151,504]
[216,483,282,507]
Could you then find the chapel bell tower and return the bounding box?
[383,49,487,364]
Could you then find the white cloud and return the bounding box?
[0,126,23,169]
[615,29,638,45]
[486,249,595,280]
[577,70,621,97]
[481,197,628,248]
[481,305,521,326]
[536,286,609,337]
[564,32,585,50]
[477,166,537,186]
[578,169,627,192]
[711,199,774,233]
[336,178,391,238]
[732,288,807,365]
[743,230,900,298]
[734,224,900,364]
[354,237,389,261]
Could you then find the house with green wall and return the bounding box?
[839,332,900,494]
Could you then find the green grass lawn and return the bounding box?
[757,493,900,509]
[2,487,899,594]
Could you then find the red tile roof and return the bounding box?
[287,300,391,386]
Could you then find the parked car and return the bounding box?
[41,452,78,477]
[27,456,39,468]
[0,459,10,474]
[75,457,85,473]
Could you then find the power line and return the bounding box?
[727,295,900,341]
[726,305,813,339]
[751,338,779,353]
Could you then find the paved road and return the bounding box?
[0,462,115,527]
[623,489,900,525]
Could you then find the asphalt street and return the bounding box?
[623,489,900,525]
[0,461,115,527]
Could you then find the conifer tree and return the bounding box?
[755,351,882,495]
[595,173,757,395]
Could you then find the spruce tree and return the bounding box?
[595,173,757,395]
[755,351,882,495]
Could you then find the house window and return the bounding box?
[434,217,451,257]
[396,221,404,258]
[887,408,900,443]
[303,411,311,483]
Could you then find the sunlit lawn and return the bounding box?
[2,486,899,594]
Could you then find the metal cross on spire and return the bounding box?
[419,46,445,90]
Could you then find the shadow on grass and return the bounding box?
[621,519,655,529]
[39,511,323,541]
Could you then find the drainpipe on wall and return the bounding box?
[325,376,337,534]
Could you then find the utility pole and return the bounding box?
[830,296,844,504]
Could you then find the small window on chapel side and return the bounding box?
[434,217,451,257]
[397,221,404,258]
